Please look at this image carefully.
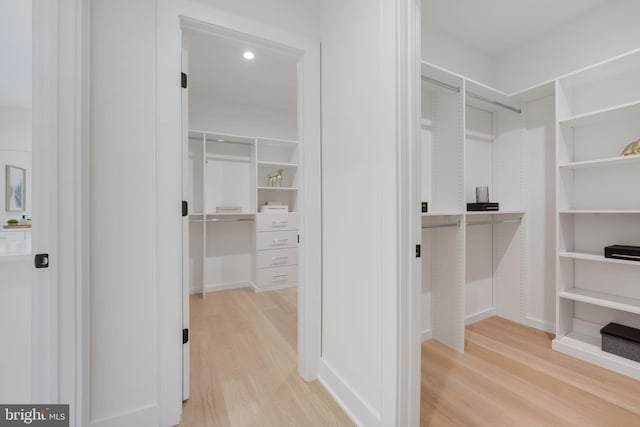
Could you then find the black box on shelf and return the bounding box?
[601,323,640,362]
[466,202,499,212]
[604,245,640,262]
[421,202,428,213]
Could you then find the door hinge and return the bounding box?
[35,253,50,268]
[183,328,189,344]
[181,72,187,89]
[182,200,188,217]
[416,245,421,258]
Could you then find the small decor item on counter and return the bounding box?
[19,215,30,225]
[216,206,242,214]
[621,139,640,156]
[476,186,490,203]
[421,202,428,213]
[601,322,640,362]
[467,202,499,211]
[267,169,284,187]
[604,244,640,262]
[6,219,18,225]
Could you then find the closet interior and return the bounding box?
[421,0,640,380]
[183,30,301,296]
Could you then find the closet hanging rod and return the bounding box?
[421,75,522,115]
[422,220,461,230]
[467,218,522,227]
[206,218,254,222]
[421,75,460,93]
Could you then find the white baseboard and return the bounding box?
[525,316,555,334]
[251,282,297,293]
[317,359,379,427]
[421,328,433,341]
[465,308,496,326]
[89,404,158,427]
[190,281,251,294]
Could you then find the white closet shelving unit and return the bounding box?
[420,62,541,352]
[552,50,640,379]
[187,130,299,296]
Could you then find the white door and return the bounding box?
[181,47,191,401]
[0,0,57,403]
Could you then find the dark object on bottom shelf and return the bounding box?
[421,202,428,213]
[600,322,640,362]
[604,245,640,262]
[467,202,499,212]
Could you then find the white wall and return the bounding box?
[0,107,32,224]
[89,0,158,424]
[422,29,495,87]
[189,94,296,140]
[320,0,391,421]
[190,0,321,39]
[495,0,640,93]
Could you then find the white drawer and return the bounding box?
[256,265,297,288]
[256,230,298,250]
[256,248,298,269]
[0,230,26,241]
[256,213,298,231]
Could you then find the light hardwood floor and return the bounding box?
[422,316,640,426]
[180,288,353,426]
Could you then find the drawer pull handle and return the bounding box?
[272,221,288,226]
[272,274,289,280]
[272,239,288,244]
[272,256,289,260]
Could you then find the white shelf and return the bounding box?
[257,161,298,168]
[559,251,640,267]
[553,334,640,380]
[422,211,463,217]
[465,210,524,216]
[256,137,298,145]
[559,99,640,127]
[560,288,640,315]
[257,186,298,191]
[206,154,252,162]
[559,154,640,170]
[560,209,640,214]
[205,212,255,216]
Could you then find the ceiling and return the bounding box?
[0,0,31,108]
[423,0,609,56]
[186,31,298,112]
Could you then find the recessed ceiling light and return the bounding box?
[243,51,255,60]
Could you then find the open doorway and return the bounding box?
[177,23,338,425]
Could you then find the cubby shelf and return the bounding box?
[421,211,463,217]
[552,334,640,380]
[559,99,640,128]
[559,251,640,267]
[560,288,640,315]
[257,161,298,168]
[466,210,524,216]
[257,186,298,191]
[559,210,640,214]
[559,154,640,169]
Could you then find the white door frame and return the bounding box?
[32,0,87,424]
[156,2,322,425]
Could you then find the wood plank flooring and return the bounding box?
[179,288,353,427]
[422,316,640,426]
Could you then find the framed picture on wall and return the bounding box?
[6,165,26,212]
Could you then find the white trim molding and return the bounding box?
[89,404,158,427]
[318,360,380,427]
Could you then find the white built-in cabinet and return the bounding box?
[421,50,640,379]
[187,130,299,295]
[552,51,640,379]
[420,63,533,352]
